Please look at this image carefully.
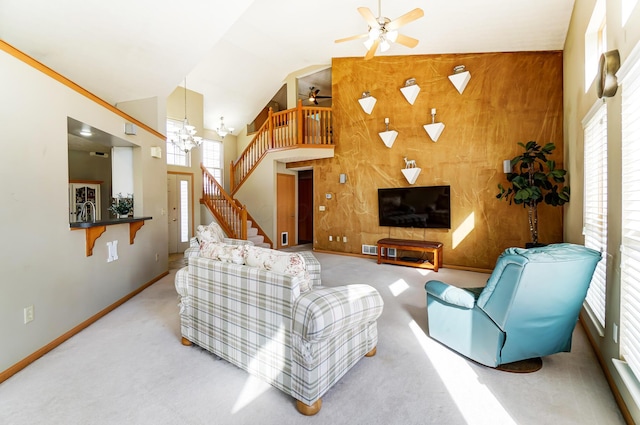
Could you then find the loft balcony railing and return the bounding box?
[230,100,333,193]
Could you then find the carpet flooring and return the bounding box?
[0,249,625,425]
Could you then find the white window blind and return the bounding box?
[619,41,640,380]
[582,101,608,329]
[202,139,223,186]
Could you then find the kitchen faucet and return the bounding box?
[80,201,96,222]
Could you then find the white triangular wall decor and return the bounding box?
[401,167,421,185]
[448,70,471,94]
[358,96,377,114]
[400,84,420,105]
[424,122,445,142]
[378,130,398,148]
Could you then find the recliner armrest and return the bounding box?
[292,285,383,342]
[425,280,476,309]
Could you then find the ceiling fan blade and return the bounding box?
[386,8,424,31]
[395,33,419,49]
[335,33,369,43]
[358,7,379,28]
[364,38,380,60]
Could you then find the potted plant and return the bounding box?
[109,193,134,218]
[496,141,570,246]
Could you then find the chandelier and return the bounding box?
[168,77,202,152]
[216,116,233,138]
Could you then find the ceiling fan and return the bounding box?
[335,1,424,60]
[300,87,332,105]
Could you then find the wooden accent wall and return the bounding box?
[311,52,564,270]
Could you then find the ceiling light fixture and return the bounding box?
[168,77,202,152]
[216,116,233,138]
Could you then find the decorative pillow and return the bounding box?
[245,246,311,292]
[199,241,246,264]
[196,222,227,243]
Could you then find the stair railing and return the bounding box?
[201,165,247,240]
[201,165,273,248]
[230,99,333,193]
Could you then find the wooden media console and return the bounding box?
[377,238,443,271]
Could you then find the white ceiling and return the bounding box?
[0,0,575,134]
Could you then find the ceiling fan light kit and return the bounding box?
[335,1,424,60]
[448,65,471,94]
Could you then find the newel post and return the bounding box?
[297,98,304,145]
[240,207,248,240]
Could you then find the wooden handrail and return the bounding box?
[231,99,333,193]
[201,165,273,248]
[201,165,247,239]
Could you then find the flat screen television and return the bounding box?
[378,185,451,229]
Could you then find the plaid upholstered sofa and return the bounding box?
[174,244,384,415]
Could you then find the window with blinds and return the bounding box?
[582,101,608,330]
[619,42,640,380]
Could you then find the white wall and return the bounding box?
[0,48,168,373]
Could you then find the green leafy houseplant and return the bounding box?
[496,141,570,245]
[109,193,134,217]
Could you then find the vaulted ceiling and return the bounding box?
[0,0,575,133]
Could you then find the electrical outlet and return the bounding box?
[24,305,34,324]
[329,235,333,242]
[155,253,159,262]
[343,236,348,243]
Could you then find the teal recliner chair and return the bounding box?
[425,243,601,368]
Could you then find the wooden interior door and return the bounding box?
[277,173,296,249]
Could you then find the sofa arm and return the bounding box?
[425,280,477,309]
[292,284,383,342]
[297,251,321,287]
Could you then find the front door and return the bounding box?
[277,173,296,249]
[167,173,193,254]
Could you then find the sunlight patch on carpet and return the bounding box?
[409,320,516,424]
[389,279,410,296]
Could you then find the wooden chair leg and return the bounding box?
[296,398,322,416]
[365,346,377,357]
[181,336,192,346]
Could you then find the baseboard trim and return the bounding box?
[579,314,634,425]
[0,270,169,384]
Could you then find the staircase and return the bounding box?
[201,165,272,248]
[246,220,269,248]
[202,100,334,248]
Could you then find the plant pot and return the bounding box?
[525,243,548,249]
